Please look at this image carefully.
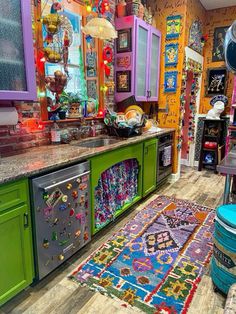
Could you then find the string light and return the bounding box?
[86,4,92,12]
[100,85,108,93]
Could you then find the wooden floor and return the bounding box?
[1,167,227,314]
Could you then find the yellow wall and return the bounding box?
[185,0,206,47]
[155,0,235,173]
[154,0,206,173]
[154,0,187,173]
[200,6,236,114]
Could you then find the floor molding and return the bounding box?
[168,172,180,183]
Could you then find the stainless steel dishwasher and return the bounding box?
[31,161,91,280]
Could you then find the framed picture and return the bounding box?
[116,71,131,92]
[165,43,179,67]
[117,29,132,53]
[188,20,203,54]
[87,80,98,99]
[86,52,97,77]
[166,15,182,40]
[212,26,229,62]
[117,55,131,68]
[206,68,227,97]
[164,71,178,93]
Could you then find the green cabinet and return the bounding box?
[0,180,34,306]
[143,138,158,197]
[90,143,143,235]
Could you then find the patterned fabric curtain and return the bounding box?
[95,159,139,230]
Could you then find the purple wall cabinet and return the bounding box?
[115,16,161,103]
[0,0,37,101]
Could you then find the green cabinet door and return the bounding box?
[90,143,143,234]
[0,183,34,306]
[143,138,158,197]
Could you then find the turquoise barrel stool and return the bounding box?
[211,204,236,295]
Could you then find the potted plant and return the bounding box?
[58,104,68,119]
[67,92,85,119]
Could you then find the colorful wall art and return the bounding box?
[86,52,97,77]
[206,68,227,97]
[166,15,182,40]
[155,0,206,174]
[165,44,179,67]
[164,71,178,93]
[199,5,236,114]
[212,26,229,62]
[188,20,203,54]
[117,29,132,53]
[116,71,131,92]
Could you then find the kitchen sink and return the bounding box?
[74,137,122,148]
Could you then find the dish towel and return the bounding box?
[163,145,172,166]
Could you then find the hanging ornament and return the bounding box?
[102,46,113,76]
[45,70,67,106]
[42,3,62,35]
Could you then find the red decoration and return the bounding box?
[102,46,113,77]
[97,108,105,118]
[204,141,217,149]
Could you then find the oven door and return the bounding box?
[157,142,172,183]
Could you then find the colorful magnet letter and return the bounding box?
[84,232,89,241]
[59,204,67,211]
[76,177,81,184]
[79,195,85,205]
[51,218,59,227]
[62,195,68,202]
[79,183,87,191]
[75,213,82,221]
[72,190,78,199]
[59,239,69,246]
[52,231,57,241]
[82,175,88,183]
[67,183,72,190]
[43,238,49,249]
[44,207,53,216]
[69,208,75,217]
[75,230,81,238]
[43,192,49,200]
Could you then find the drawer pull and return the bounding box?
[24,213,29,228]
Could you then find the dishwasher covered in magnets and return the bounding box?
[31,161,91,280]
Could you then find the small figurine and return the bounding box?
[45,70,67,103]
[206,95,228,120]
[138,2,144,19]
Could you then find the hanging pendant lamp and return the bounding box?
[82,17,117,40]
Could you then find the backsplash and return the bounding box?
[0,118,105,157]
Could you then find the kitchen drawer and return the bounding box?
[0,179,28,213]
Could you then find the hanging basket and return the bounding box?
[44,43,63,63]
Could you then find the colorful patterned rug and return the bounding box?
[69,195,215,314]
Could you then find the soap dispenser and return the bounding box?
[51,121,61,144]
[90,120,96,137]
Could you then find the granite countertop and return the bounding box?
[0,128,175,185]
[217,148,236,175]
